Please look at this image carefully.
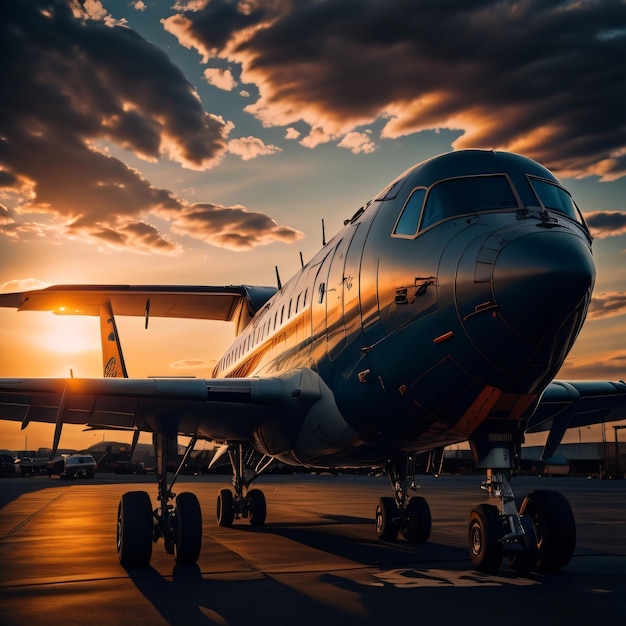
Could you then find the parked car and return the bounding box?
[48,454,96,479]
[0,451,21,476]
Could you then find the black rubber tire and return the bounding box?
[376,497,400,541]
[217,488,235,527]
[509,514,539,574]
[175,492,203,564]
[468,504,503,573]
[519,490,576,571]
[117,491,153,568]
[247,489,267,527]
[400,496,432,543]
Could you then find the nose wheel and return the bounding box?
[468,451,576,574]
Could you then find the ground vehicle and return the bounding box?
[48,454,96,479]
[0,451,21,476]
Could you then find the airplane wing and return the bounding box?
[527,379,626,459]
[0,368,321,445]
[0,284,277,334]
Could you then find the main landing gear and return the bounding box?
[376,457,432,543]
[216,443,272,528]
[468,448,576,574]
[117,433,203,568]
[116,436,273,568]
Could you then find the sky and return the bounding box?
[0,0,625,451]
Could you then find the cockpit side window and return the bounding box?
[529,177,583,224]
[420,175,518,230]
[392,188,426,237]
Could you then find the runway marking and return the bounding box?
[371,568,538,588]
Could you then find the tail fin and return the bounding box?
[99,301,128,378]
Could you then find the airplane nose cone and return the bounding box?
[492,231,595,339]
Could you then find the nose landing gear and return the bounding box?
[469,447,576,574]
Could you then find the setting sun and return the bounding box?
[32,315,100,355]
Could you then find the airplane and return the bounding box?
[1,149,625,575]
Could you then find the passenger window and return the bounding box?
[393,188,426,236]
[530,178,582,223]
[420,175,518,230]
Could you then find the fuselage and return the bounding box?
[212,150,595,468]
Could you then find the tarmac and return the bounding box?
[1,473,625,625]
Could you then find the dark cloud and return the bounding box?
[588,292,626,320]
[166,0,626,180]
[585,211,626,238]
[170,203,304,251]
[0,0,298,254]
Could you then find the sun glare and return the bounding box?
[35,315,100,355]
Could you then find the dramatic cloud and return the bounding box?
[67,218,182,255]
[164,0,626,180]
[585,211,626,238]
[227,136,282,160]
[170,203,304,251]
[588,292,626,320]
[0,0,301,254]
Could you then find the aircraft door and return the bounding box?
[326,224,360,360]
[310,249,334,364]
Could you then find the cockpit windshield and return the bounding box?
[419,175,518,230]
[529,177,583,224]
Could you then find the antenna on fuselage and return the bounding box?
[299,251,304,268]
[275,265,282,290]
[321,219,326,246]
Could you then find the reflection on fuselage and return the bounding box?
[212,150,594,466]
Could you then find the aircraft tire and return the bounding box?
[117,491,153,568]
[217,488,235,527]
[400,496,432,543]
[247,489,267,527]
[376,497,400,541]
[468,504,503,573]
[509,514,539,574]
[175,492,202,564]
[519,490,576,571]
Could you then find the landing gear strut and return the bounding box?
[376,456,432,543]
[216,443,272,528]
[117,433,203,568]
[469,447,576,574]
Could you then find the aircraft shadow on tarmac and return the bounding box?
[122,524,545,626]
